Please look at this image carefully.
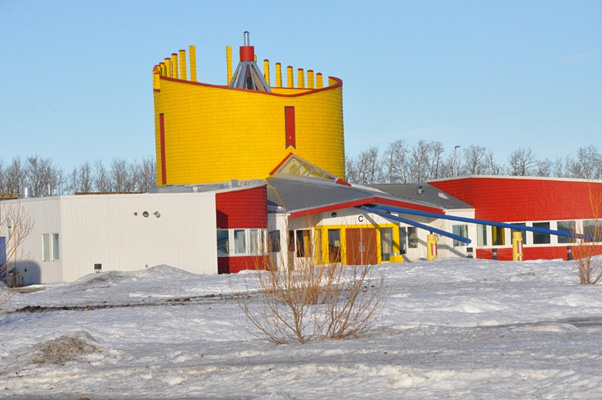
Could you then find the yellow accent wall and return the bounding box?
[153,77,344,185]
[314,223,402,265]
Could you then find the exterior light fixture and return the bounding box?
[143,211,149,218]
[154,211,161,218]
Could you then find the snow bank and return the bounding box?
[1,259,601,399]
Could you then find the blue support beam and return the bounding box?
[369,205,592,241]
[359,206,471,244]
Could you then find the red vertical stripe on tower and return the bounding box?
[284,106,296,148]
[159,113,167,185]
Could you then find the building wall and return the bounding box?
[215,185,269,273]
[153,76,344,185]
[216,185,267,229]
[430,176,602,261]
[430,176,602,221]
[12,193,218,284]
[7,197,63,284]
[59,193,218,282]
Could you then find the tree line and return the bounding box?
[0,156,156,196]
[1,143,601,196]
[345,141,602,185]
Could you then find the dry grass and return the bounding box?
[574,185,602,285]
[234,258,388,344]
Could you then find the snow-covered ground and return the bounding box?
[1,259,602,399]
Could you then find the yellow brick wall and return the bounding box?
[153,77,344,185]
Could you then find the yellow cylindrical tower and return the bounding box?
[316,72,323,89]
[153,38,345,186]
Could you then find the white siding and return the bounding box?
[6,197,63,284]
[11,192,218,284]
[59,193,217,282]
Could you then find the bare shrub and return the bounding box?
[574,185,602,284]
[234,254,387,344]
[1,202,34,296]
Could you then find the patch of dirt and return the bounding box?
[12,293,235,313]
[33,331,102,365]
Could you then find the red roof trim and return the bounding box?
[158,76,342,98]
[269,153,295,176]
[335,178,352,186]
[288,196,444,219]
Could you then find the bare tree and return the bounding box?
[535,159,553,177]
[0,160,6,194]
[382,140,408,183]
[68,161,94,194]
[345,155,359,184]
[463,145,488,175]
[4,158,25,195]
[427,141,445,179]
[24,155,64,196]
[408,140,431,183]
[110,158,131,192]
[356,147,382,185]
[507,148,536,176]
[1,202,34,291]
[570,145,602,180]
[94,160,111,193]
[132,157,157,192]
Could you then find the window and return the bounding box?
[217,229,229,256]
[296,230,311,257]
[557,221,576,244]
[510,223,528,245]
[218,229,267,256]
[381,228,393,261]
[492,226,505,246]
[234,230,246,254]
[42,234,51,261]
[477,224,487,246]
[583,220,601,243]
[408,227,418,248]
[452,225,468,247]
[399,227,408,254]
[52,233,60,260]
[249,229,260,255]
[288,230,295,253]
[268,230,281,252]
[42,233,59,261]
[533,222,551,244]
[328,229,341,263]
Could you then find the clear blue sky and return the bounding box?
[1,0,600,172]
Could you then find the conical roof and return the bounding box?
[228,32,272,92]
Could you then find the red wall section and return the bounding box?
[216,185,268,228]
[431,177,602,222]
[218,256,268,274]
[476,245,602,261]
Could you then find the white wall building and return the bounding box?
[5,192,218,284]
